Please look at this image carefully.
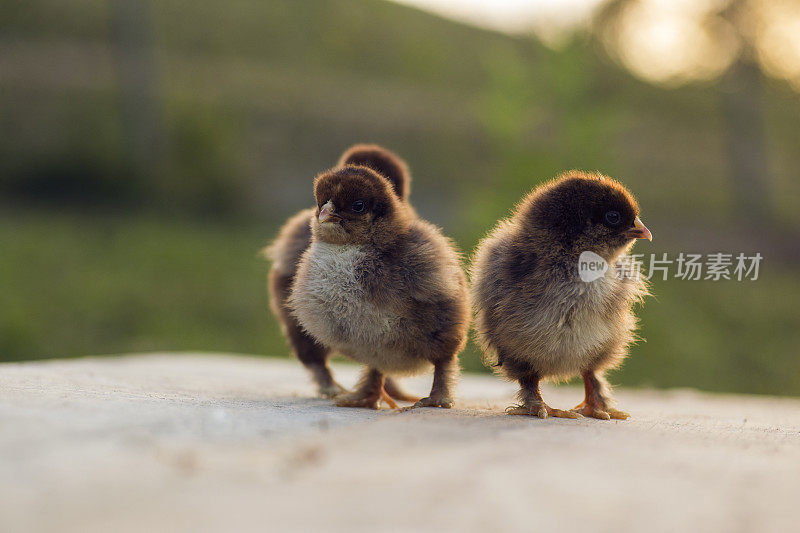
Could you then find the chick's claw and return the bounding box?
[607,408,630,420]
[572,403,630,420]
[506,403,581,419]
[400,396,453,411]
[572,406,610,420]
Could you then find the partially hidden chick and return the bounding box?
[265,145,418,401]
[470,171,652,420]
[288,165,470,409]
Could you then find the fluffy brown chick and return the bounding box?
[288,166,469,409]
[470,171,652,420]
[265,145,417,400]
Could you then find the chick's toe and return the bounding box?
[506,403,581,419]
[606,408,630,420]
[572,403,630,420]
[318,382,348,399]
[400,396,454,411]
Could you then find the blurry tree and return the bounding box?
[110,0,166,192]
[718,0,770,223]
[594,0,800,226]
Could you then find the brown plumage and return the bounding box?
[264,145,417,400]
[337,143,411,201]
[470,171,652,420]
[288,166,470,409]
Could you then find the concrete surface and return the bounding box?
[1,353,799,533]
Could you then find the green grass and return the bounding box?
[2,209,798,396]
[0,210,281,360]
[625,271,800,396]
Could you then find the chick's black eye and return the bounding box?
[351,200,365,213]
[605,210,621,225]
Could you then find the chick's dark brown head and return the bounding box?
[312,166,407,245]
[337,144,411,201]
[522,171,652,259]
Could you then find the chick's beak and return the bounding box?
[318,200,341,224]
[624,216,653,241]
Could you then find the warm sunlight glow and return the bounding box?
[392,0,800,90]
[605,0,739,84]
[391,0,607,45]
[754,0,800,91]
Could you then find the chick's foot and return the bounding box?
[335,389,380,409]
[573,371,630,420]
[309,364,347,399]
[333,367,398,409]
[318,381,348,399]
[572,402,629,420]
[506,402,581,419]
[400,395,453,411]
[334,384,398,410]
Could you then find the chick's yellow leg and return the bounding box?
[507,373,580,419]
[571,370,630,420]
[379,388,399,409]
[335,367,387,409]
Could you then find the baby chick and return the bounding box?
[265,145,418,401]
[289,166,469,409]
[471,171,652,420]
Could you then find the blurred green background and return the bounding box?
[2,0,799,395]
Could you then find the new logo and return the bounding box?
[578,251,608,282]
